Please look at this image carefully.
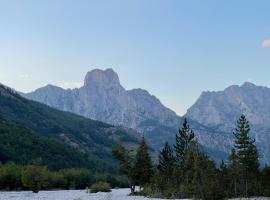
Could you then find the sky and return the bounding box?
[0,0,270,115]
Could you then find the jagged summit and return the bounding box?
[241,81,256,88]
[84,68,121,88]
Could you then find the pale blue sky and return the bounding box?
[0,0,270,115]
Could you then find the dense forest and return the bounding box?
[113,115,270,199]
[0,120,111,171]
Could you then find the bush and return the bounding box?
[90,182,112,193]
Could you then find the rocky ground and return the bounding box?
[0,188,268,200]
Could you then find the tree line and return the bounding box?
[113,115,270,199]
[0,162,128,193]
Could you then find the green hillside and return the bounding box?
[0,84,140,171]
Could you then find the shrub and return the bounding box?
[90,182,112,193]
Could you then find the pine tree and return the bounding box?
[261,165,270,196]
[112,144,136,194]
[134,137,153,188]
[219,160,230,197]
[233,114,259,197]
[158,142,175,175]
[228,148,239,197]
[175,118,195,165]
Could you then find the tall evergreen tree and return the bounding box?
[233,114,259,197]
[158,142,175,175]
[174,118,195,165]
[134,136,153,188]
[228,148,239,197]
[261,165,270,196]
[112,144,136,194]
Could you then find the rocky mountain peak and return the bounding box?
[84,68,121,88]
[241,81,256,88]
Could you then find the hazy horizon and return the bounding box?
[1,1,270,115]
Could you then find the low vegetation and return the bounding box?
[0,163,128,193]
[90,182,112,193]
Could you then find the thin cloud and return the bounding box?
[262,39,270,48]
[18,74,32,79]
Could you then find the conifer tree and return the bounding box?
[158,142,175,174]
[261,165,270,196]
[233,114,259,197]
[175,118,195,165]
[112,144,136,194]
[219,160,230,196]
[134,136,153,188]
[228,148,239,197]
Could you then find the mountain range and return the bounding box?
[22,69,270,164]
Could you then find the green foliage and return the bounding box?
[112,144,136,193]
[0,162,22,190]
[157,142,175,176]
[59,168,94,189]
[90,182,112,193]
[0,120,103,171]
[234,115,259,172]
[261,165,270,196]
[0,162,128,191]
[133,137,153,186]
[174,118,195,165]
[112,137,153,194]
[232,114,260,196]
[21,165,49,193]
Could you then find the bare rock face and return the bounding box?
[186,82,270,128]
[185,82,270,163]
[24,68,181,149]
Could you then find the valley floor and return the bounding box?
[0,189,176,200]
[0,189,268,200]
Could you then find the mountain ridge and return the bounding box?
[23,68,181,150]
[185,81,270,163]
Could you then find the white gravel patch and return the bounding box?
[0,189,268,200]
[0,189,184,200]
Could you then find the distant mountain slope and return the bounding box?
[0,84,140,171]
[23,68,181,150]
[186,82,270,128]
[186,82,270,163]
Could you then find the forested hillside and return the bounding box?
[0,84,140,172]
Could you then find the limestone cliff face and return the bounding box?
[186,82,270,128]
